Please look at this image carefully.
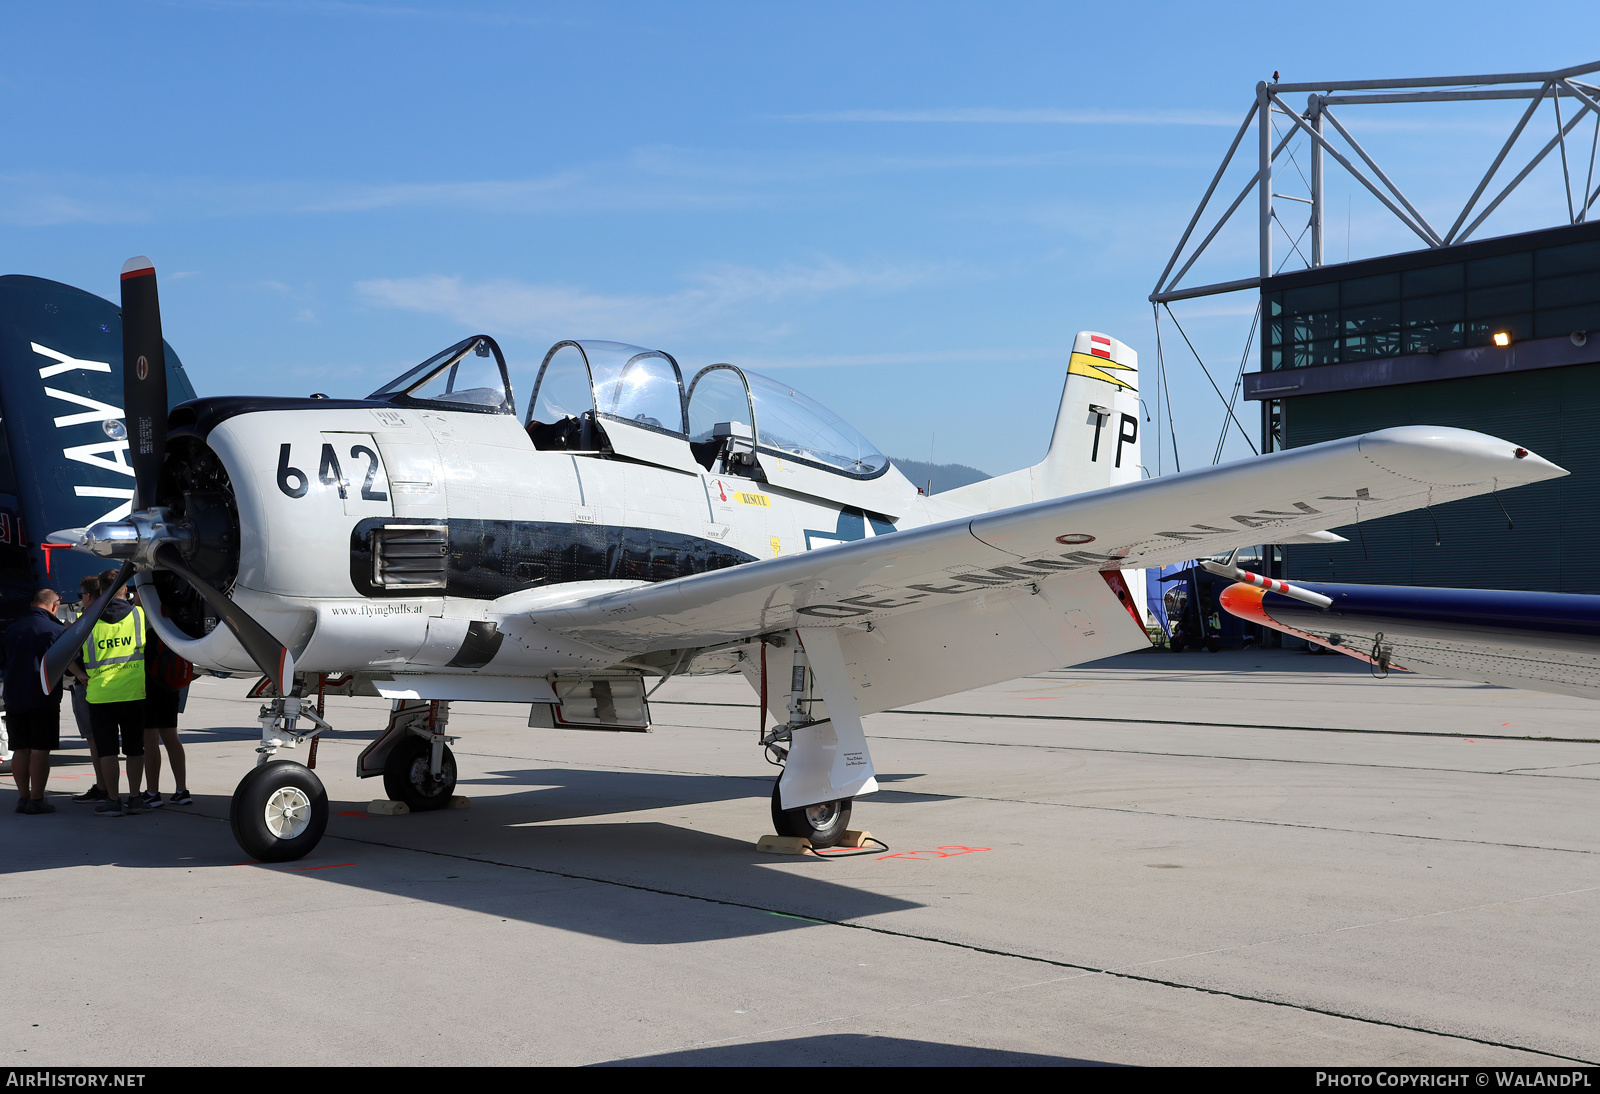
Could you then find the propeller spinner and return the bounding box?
[39,258,296,695]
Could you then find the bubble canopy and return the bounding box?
[360,335,889,480]
[686,365,888,479]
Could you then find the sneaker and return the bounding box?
[124,795,150,815]
[94,798,125,817]
[139,790,165,809]
[168,789,193,805]
[15,797,28,813]
[73,784,108,803]
[31,798,55,814]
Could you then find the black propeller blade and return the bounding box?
[153,546,295,695]
[121,256,168,511]
[42,256,298,699]
[39,560,134,693]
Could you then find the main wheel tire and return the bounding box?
[230,761,328,863]
[382,735,457,811]
[770,779,852,848]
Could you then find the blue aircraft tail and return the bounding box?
[0,274,195,627]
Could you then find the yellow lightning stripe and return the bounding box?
[1067,351,1137,391]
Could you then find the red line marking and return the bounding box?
[293,862,356,871]
[337,811,372,817]
[878,845,991,861]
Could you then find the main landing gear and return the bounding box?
[754,628,877,849]
[770,781,853,846]
[382,733,458,812]
[360,699,458,812]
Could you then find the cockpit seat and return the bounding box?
[528,412,608,452]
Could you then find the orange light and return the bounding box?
[1493,331,1511,347]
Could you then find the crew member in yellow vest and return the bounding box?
[76,575,149,817]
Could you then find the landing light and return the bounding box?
[1492,331,1512,347]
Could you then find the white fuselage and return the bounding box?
[143,403,969,683]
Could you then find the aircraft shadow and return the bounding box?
[4,765,928,946]
[597,1034,1116,1066]
[455,766,954,822]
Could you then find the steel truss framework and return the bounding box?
[1150,60,1600,305]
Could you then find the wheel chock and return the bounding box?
[838,829,872,848]
[757,835,812,855]
[447,796,470,810]
[368,799,410,815]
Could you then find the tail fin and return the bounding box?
[1041,331,1141,496]
[939,331,1141,511]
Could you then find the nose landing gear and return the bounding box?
[231,761,328,862]
[229,693,334,862]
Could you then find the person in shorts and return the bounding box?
[134,588,193,807]
[78,575,148,817]
[3,588,67,814]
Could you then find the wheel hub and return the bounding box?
[264,786,312,838]
[804,800,840,829]
[408,756,451,797]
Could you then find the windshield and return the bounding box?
[369,336,512,414]
[745,371,888,478]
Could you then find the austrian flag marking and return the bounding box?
[1090,334,1112,360]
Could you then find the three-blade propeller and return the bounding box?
[39,258,295,696]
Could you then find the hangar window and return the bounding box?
[1265,228,1600,371]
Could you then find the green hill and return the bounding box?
[889,457,992,495]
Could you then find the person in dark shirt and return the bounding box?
[132,588,193,807]
[4,588,67,814]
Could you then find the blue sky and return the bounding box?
[2,2,1593,475]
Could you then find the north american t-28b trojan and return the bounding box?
[42,259,1568,862]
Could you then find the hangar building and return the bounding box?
[1151,61,1600,602]
[1244,220,1600,592]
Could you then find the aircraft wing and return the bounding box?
[518,425,1565,655]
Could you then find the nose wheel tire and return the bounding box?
[771,779,852,848]
[382,735,457,812]
[231,761,328,862]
